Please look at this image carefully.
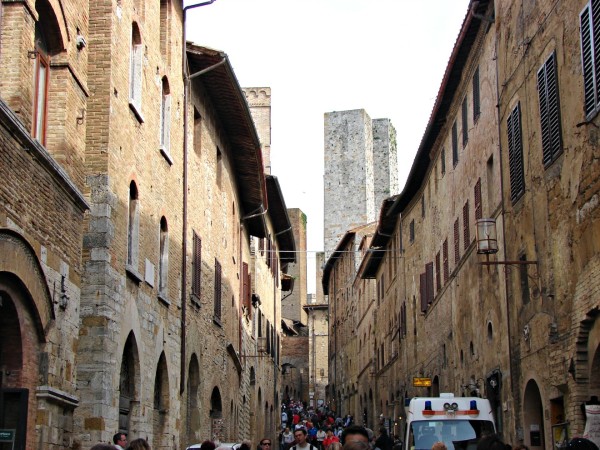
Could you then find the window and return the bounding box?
[216,147,222,188]
[242,262,251,316]
[507,103,524,203]
[421,195,425,218]
[409,219,415,243]
[452,121,458,167]
[580,0,600,119]
[127,181,140,268]
[474,178,482,220]
[419,263,434,313]
[441,148,446,175]
[463,201,470,250]
[462,97,468,147]
[537,52,562,166]
[129,23,143,118]
[193,108,202,153]
[159,217,169,296]
[214,259,222,321]
[160,77,171,161]
[454,219,460,265]
[435,251,441,292]
[192,232,201,299]
[443,239,449,282]
[473,67,481,121]
[33,22,50,145]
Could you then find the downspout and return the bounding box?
[181,0,218,395]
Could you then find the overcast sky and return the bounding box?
[186,0,472,294]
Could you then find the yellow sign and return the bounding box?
[413,377,432,387]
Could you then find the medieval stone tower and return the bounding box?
[323,109,398,255]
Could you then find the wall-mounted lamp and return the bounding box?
[76,34,87,50]
[476,219,498,254]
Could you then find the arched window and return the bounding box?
[129,23,143,117]
[128,181,140,268]
[159,217,169,295]
[159,0,170,62]
[160,77,171,160]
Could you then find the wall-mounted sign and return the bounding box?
[413,377,432,387]
[0,429,15,442]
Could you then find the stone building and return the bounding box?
[324,0,600,448]
[0,1,295,449]
[303,298,329,409]
[0,0,89,448]
[282,208,307,325]
[323,109,398,256]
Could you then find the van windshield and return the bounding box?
[407,419,495,450]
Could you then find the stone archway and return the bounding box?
[523,379,545,450]
[210,387,223,441]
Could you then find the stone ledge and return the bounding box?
[36,385,79,408]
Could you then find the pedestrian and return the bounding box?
[476,435,507,450]
[341,426,370,446]
[342,441,370,450]
[259,437,273,450]
[431,443,447,450]
[113,433,128,450]
[91,445,115,450]
[565,438,599,450]
[241,441,253,450]
[317,427,327,450]
[323,429,340,450]
[283,427,296,450]
[375,427,393,450]
[201,441,217,450]
[126,438,150,450]
[291,428,319,450]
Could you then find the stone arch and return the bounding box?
[0,229,54,339]
[210,386,223,442]
[187,353,200,444]
[0,272,45,449]
[523,379,545,450]
[119,332,141,436]
[35,0,68,53]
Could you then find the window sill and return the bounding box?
[158,292,170,306]
[160,147,173,165]
[190,293,201,308]
[129,101,144,123]
[126,264,143,284]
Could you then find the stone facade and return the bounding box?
[324,1,600,448]
[0,1,293,449]
[283,208,307,324]
[323,109,398,256]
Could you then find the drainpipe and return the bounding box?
[181,0,218,395]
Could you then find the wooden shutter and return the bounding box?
[443,239,449,282]
[425,262,434,305]
[473,67,481,120]
[130,43,143,109]
[242,262,250,310]
[435,252,441,291]
[452,121,458,166]
[463,201,470,250]
[507,103,525,203]
[474,178,482,220]
[214,259,222,320]
[441,148,446,175]
[580,2,600,118]
[419,272,427,312]
[537,52,562,166]
[462,97,468,147]
[454,219,460,265]
[192,232,201,297]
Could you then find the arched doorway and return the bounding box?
[119,333,140,437]
[187,354,200,444]
[523,379,545,450]
[210,387,223,442]
[153,352,169,448]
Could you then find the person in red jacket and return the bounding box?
[322,429,340,450]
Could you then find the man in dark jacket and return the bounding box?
[375,427,393,450]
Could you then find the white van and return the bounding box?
[405,393,496,450]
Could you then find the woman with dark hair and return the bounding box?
[127,438,151,450]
